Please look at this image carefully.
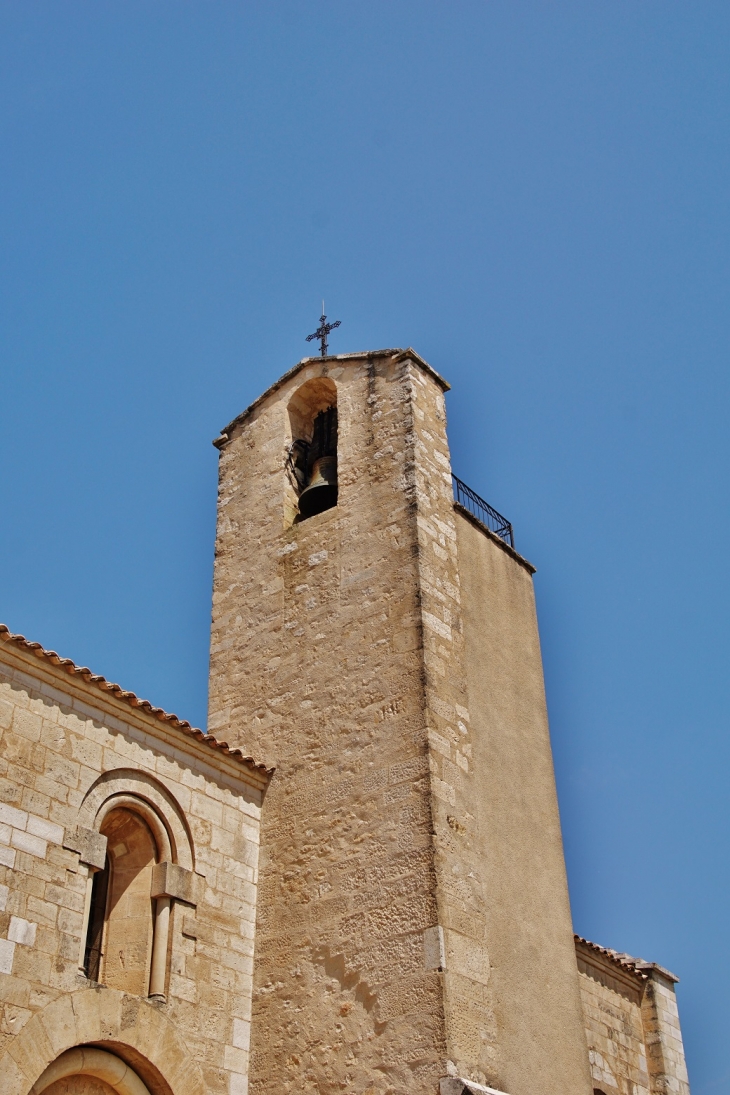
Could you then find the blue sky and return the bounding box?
[1,3,728,1089]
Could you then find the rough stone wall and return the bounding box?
[208,350,593,1095]
[209,353,452,1095]
[576,942,691,1095]
[0,642,265,1095]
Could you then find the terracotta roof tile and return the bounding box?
[575,935,678,983]
[0,624,273,779]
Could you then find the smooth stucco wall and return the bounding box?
[455,511,592,1095]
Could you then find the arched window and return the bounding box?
[286,377,338,521]
[76,771,195,1001]
[83,851,108,983]
[83,807,158,994]
[81,799,176,999]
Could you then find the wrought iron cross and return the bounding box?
[306,303,341,357]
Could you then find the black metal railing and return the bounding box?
[452,474,514,548]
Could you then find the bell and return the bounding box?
[298,455,338,519]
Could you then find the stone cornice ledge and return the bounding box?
[453,502,536,575]
[441,1078,511,1095]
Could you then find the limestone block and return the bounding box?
[0,1050,29,1095]
[26,816,64,845]
[0,846,16,868]
[8,917,36,947]
[424,925,446,971]
[0,803,27,830]
[63,826,107,871]
[38,991,77,1056]
[0,937,16,974]
[150,862,201,905]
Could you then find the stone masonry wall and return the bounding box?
[0,641,265,1095]
[577,949,651,1095]
[208,349,594,1095]
[576,941,691,1095]
[208,353,451,1095]
[641,970,691,1095]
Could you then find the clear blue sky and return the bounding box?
[1,3,727,1088]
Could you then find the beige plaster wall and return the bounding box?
[455,510,592,1095]
[0,644,264,1095]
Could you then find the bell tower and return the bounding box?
[208,349,592,1095]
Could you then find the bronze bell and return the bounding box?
[298,455,338,519]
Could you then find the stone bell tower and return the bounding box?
[207,349,593,1095]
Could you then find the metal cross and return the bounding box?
[306,303,341,358]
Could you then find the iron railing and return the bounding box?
[452,474,514,548]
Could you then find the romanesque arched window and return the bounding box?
[77,771,196,1002]
[286,376,338,521]
[83,806,158,994]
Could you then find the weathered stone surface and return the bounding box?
[63,827,107,872]
[0,349,692,1095]
[150,862,200,906]
[207,351,594,1095]
[576,938,690,1095]
[0,637,267,1095]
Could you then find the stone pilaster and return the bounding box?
[640,966,691,1095]
[398,354,494,1083]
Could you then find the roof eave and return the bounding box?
[0,625,274,783]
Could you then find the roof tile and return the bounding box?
[0,624,273,778]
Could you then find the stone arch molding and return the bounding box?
[0,987,208,1095]
[79,769,194,870]
[31,1047,151,1095]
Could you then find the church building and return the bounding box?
[0,347,691,1095]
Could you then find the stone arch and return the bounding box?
[287,375,338,443]
[79,769,194,870]
[76,772,196,998]
[285,375,339,522]
[0,988,207,1095]
[88,807,158,994]
[31,1047,151,1095]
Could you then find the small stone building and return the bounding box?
[0,347,691,1095]
[575,937,690,1095]
[0,627,271,1095]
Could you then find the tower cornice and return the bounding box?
[213,347,450,449]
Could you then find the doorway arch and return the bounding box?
[31,1047,150,1095]
[0,987,207,1095]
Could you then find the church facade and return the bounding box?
[0,349,690,1095]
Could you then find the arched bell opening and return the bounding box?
[286,377,338,522]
